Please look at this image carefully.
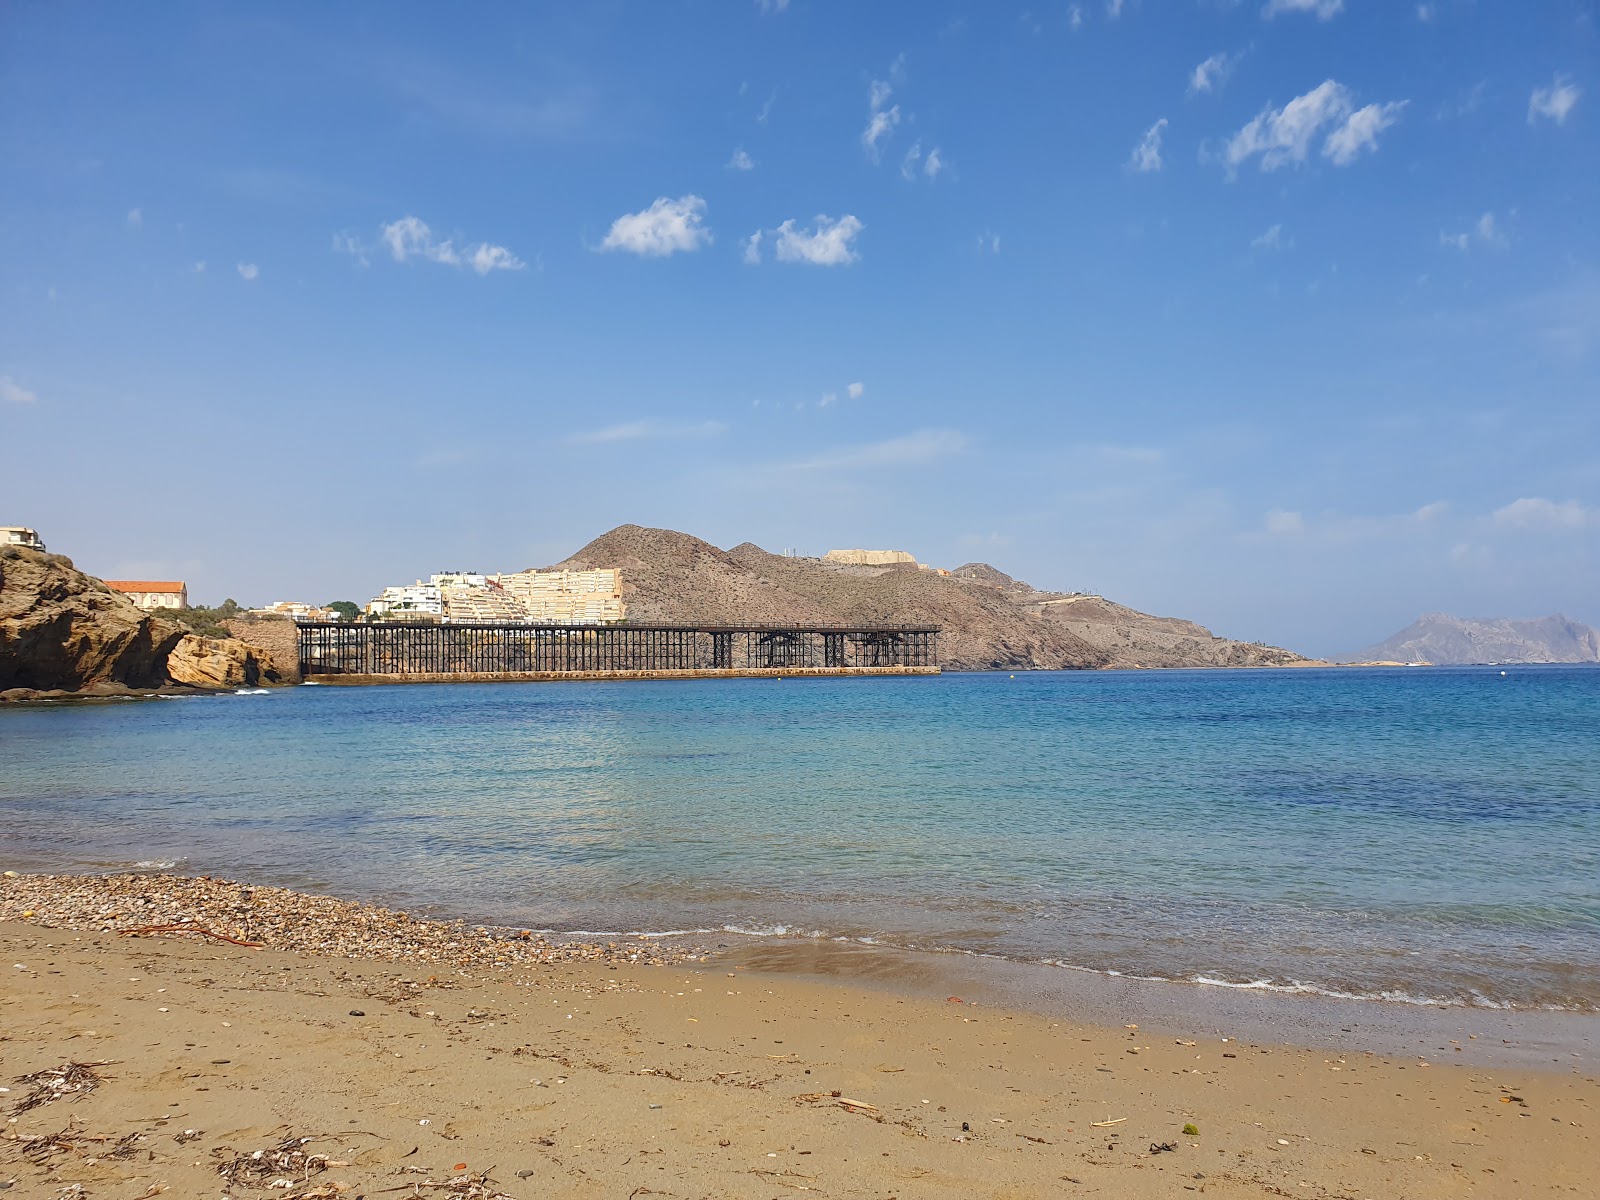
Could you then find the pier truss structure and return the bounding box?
[296,621,940,682]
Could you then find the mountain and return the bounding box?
[549,525,1316,672]
[1348,613,1600,666]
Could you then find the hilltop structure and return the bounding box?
[103,580,188,611]
[3,527,46,552]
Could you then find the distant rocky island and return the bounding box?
[1347,613,1600,666]
[551,525,1317,672]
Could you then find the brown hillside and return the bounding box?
[552,525,1313,671]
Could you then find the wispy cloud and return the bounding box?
[599,196,711,257]
[1492,497,1597,531]
[847,381,865,400]
[1128,118,1168,172]
[1323,100,1409,165]
[566,419,728,445]
[1263,0,1343,19]
[1265,508,1305,535]
[1224,80,1405,173]
[771,215,864,266]
[1188,50,1242,97]
[901,142,948,181]
[1,375,39,405]
[343,216,525,274]
[236,262,259,281]
[727,148,755,171]
[755,0,789,12]
[861,56,908,162]
[1440,212,1508,251]
[1251,223,1287,251]
[1529,74,1581,125]
[741,230,764,265]
[786,428,969,471]
[976,230,1001,255]
[125,207,143,229]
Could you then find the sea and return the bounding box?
[3,667,1598,1016]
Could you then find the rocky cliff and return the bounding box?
[1348,613,1600,665]
[0,546,289,698]
[1,546,190,693]
[551,525,1314,671]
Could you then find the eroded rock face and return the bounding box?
[0,547,189,690]
[165,634,287,689]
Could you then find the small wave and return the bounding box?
[131,860,180,870]
[234,688,271,696]
[300,681,324,686]
[1181,974,1519,1009]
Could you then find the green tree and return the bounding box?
[327,600,361,622]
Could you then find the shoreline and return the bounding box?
[7,870,1597,1068]
[4,878,1596,1197]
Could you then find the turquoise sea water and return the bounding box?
[2,667,1597,1010]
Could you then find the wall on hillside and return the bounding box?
[223,616,302,684]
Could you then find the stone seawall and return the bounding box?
[306,666,940,686]
[223,617,302,684]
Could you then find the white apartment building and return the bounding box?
[3,526,46,551]
[366,582,444,617]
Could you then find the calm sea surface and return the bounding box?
[3,668,1597,1011]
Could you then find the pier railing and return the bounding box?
[295,621,940,677]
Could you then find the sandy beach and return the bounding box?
[3,876,1596,1199]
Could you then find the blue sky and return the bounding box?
[2,0,1596,656]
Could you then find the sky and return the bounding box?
[2,0,1596,657]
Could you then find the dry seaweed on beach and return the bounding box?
[214,1135,329,1191]
[118,920,264,947]
[379,1168,515,1198]
[10,1061,112,1115]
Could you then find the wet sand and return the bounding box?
[4,914,1596,1198]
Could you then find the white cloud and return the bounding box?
[819,392,837,408]
[1440,211,1507,251]
[1,375,39,404]
[1251,223,1286,250]
[977,231,1001,254]
[333,231,370,267]
[1263,0,1343,18]
[125,207,143,229]
[1106,0,1125,17]
[755,0,789,11]
[787,429,969,471]
[862,103,901,161]
[1188,51,1240,96]
[567,419,728,445]
[1224,81,1405,173]
[237,262,259,281]
[727,148,755,171]
[1323,100,1408,166]
[773,215,864,266]
[741,230,764,265]
[1416,3,1434,19]
[862,65,908,162]
[1129,118,1168,172]
[900,141,923,179]
[599,195,712,257]
[924,146,945,179]
[847,381,864,400]
[1069,4,1084,30]
[1413,501,1448,522]
[1266,509,1305,535]
[376,215,525,273]
[469,243,523,274]
[1529,74,1581,125]
[383,215,458,265]
[1491,497,1596,531]
[193,260,206,273]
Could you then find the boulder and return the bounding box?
[0,546,189,691]
[165,634,286,689]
